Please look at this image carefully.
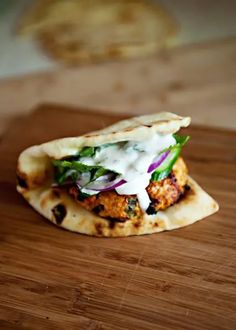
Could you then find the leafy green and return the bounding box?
[53,160,89,172]
[151,169,166,182]
[151,134,190,182]
[173,134,190,146]
[79,146,96,157]
[53,159,110,185]
[151,146,181,181]
[91,167,108,181]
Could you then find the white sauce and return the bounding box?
[137,190,151,211]
[79,134,176,211]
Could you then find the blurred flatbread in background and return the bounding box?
[18,0,177,64]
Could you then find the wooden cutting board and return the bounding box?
[0,105,236,330]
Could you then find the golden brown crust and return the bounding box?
[147,157,188,211]
[172,157,188,187]
[69,189,142,221]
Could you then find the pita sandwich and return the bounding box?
[17,112,219,237]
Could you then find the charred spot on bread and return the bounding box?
[17,175,28,189]
[146,203,158,215]
[52,203,67,224]
[95,222,104,236]
[108,219,116,229]
[134,221,142,228]
[184,184,191,191]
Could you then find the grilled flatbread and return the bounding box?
[17,112,218,237]
[18,0,177,64]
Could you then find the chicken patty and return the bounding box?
[69,157,188,221]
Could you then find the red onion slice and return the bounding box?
[147,151,170,173]
[75,171,126,192]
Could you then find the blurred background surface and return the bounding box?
[0,0,236,77]
[0,0,235,134]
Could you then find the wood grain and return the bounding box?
[0,38,235,135]
[0,105,236,330]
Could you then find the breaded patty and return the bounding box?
[71,191,143,221]
[69,157,188,221]
[146,157,187,214]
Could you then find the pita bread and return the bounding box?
[17,112,218,237]
[17,177,218,237]
[18,0,177,64]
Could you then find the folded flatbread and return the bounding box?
[17,112,219,237]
